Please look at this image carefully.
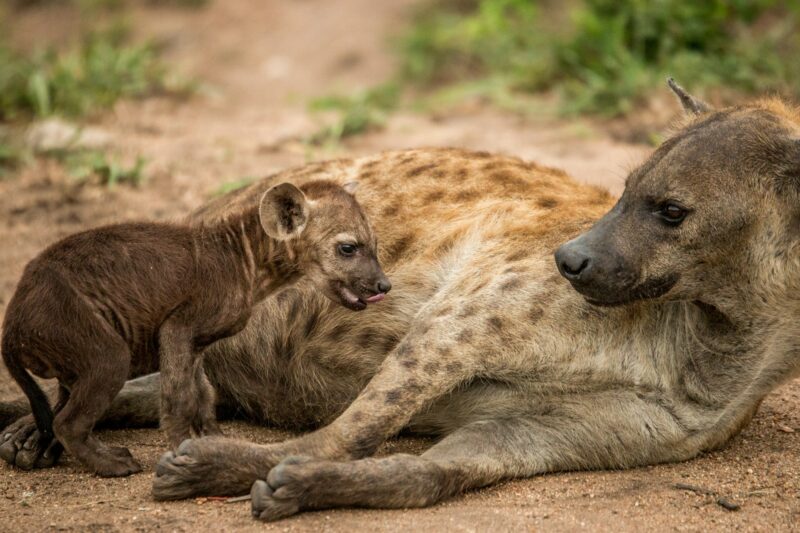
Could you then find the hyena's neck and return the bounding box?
[197,207,305,299]
[648,299,761,405]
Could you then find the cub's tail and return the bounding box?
[1,350,54,438]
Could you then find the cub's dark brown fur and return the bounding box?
[1,180,388,477]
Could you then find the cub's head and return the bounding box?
[259,180,390,311]
[556,79,800,307]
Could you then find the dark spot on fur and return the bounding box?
[329,323,349,342]
[453,189,479,202]
[384,234,414,264]
[506,249,529,262]
[467,151,491,159]
[360,170,377,180]
[458,305,477,318]
[438,346,452,358]
[469,281,487,295]
[351,411,364,422]
[358,329,377,349]
[529,307,544,322]
[385,389,403,404]
[382,204,400,218]
[405,378,423,393]
[401,358,418,369]
[482,161,501,171]
[501,277,523,292]
[445,361,463,373]
[436,306,453,317]
[423,190,446,203]
[537,197,559,209]
[490,172,529,191]
[456,168,468,179]
[423,361,439,373]
[407,163,437,178]
[487,315,504,331]
[457,329,473,343]
[349,426,383,458]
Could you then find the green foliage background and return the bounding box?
[398,0,800,116]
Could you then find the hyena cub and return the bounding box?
[1,180,390,477]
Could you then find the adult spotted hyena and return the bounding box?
[2,82,799,521]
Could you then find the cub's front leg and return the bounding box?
[159,319,222,448]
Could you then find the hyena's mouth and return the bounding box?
[580,273,680,307]
[330,281,385,311]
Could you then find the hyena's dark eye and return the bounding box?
[655,203,688,226]
[337,243,357,256]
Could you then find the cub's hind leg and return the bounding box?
[53,340,141,477]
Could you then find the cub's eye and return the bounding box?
[655,203,688,226]
[337,243,357,256]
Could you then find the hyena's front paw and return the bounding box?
[153,437,270,501]
[251,456,319,522]
[0,418,63,470]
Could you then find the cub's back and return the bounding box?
[4,223,197,357]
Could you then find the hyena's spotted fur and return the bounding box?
[2,93,799,520]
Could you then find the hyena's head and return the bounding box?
[259,180,391,311]
[556,79,800,307]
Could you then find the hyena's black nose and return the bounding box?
[555,245,591,281]
[377,278,392,294]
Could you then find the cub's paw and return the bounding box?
[93,451,142,478]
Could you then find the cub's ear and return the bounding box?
[667,77,712,116]
[342,181,359,195]
[259,183,309,240]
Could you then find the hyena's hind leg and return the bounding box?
[0,385,68,470]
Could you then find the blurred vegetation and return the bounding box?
[307,83,400,145]
[395,0,800,116]
[0,1,200,182]
[0,26,177,120]
[10,0,208,9]
[213,177,256,197]
[61,149,147,187]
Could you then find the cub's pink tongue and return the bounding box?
[365,293,385,304]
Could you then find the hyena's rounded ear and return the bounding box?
[667,77,712,116]
[342,181,359,195]
[259,182,309,240]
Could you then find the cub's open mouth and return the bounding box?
[333,281,386,311]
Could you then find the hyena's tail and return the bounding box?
[1,350,53,437]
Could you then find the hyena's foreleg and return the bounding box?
[151,299,483,500]
[250,392,693,521]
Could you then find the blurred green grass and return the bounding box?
[396,0,800,116]
[0,2,197,181]
[0,21,190,121]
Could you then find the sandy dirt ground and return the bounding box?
[0,1,797,531]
